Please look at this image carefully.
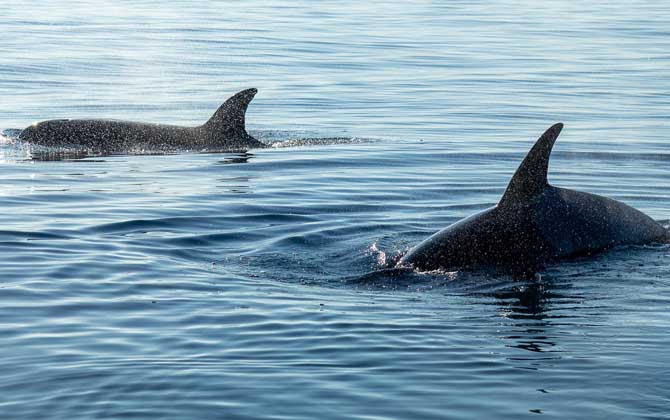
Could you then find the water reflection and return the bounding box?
[493,281,551,320]
[216,152,254,165]
[215,176,252,194]
[2,145,261,163]
[493,283,552,340]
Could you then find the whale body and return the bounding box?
[19,88,266,152]
[398,123,669,272]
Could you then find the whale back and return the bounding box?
[399,122,668,272]
[498,122,666,254]
[19,88,264,151]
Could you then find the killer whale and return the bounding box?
[19,88,266,152]
[398,123,669,272]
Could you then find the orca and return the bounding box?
[398,123,669,273]
[19,88,266,152]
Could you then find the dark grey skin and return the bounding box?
[398,123,669,272]
[19,88,266,152]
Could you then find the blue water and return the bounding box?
[2,1,670,418]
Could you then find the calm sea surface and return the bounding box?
[1,1,670,419]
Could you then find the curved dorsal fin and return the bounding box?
[203,88,257,134]
[499,123,563,207]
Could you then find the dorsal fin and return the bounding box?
[499,123,563,207]
[203,88,257,134]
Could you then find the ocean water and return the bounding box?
[1,1,670,419]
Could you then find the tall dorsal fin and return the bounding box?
[203,88,257,134]
[499,123,563,207]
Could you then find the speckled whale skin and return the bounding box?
[19,88,266,152]
[399,123,669,273]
